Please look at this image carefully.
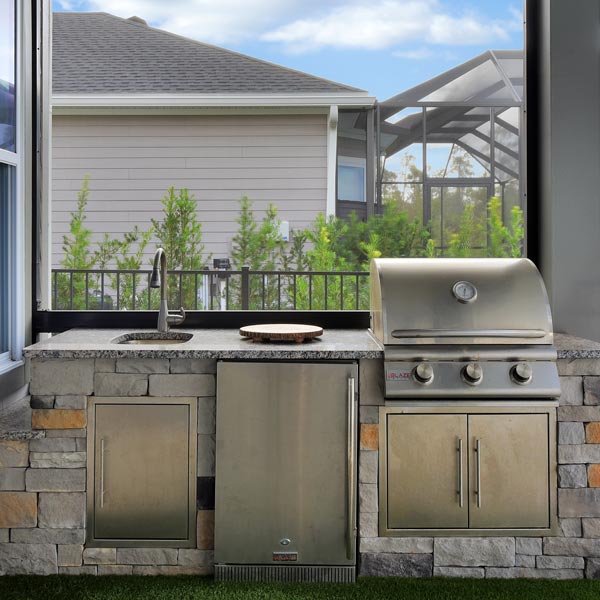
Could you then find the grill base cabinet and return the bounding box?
[380,406,557,536]
[86,397,197,547]
[215,361,358,583]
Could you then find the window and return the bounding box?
[0,0,23,371]
[0,165,11,357]
[0,0,16,153]
[338,157,366,202]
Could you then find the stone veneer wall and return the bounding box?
[357,358,600,580]
[4,355,600,578]
[0,357,217,575]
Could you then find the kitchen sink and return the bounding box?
[111,332,193,345]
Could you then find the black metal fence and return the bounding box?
[51,267,371,312]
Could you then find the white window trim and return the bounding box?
[0,0,26,373]
[338,156,367,203]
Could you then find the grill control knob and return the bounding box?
[511,362,533,385]
[462,362,483,385]
[413,363,434,384]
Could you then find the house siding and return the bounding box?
[51,114,328,267]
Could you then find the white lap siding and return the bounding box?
[51,113,328,267]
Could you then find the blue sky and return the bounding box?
[52,0,523,100]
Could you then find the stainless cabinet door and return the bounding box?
[469,414,550,529]
[386,414,468,529]
[215,362,357,566]
[93,402,192,542]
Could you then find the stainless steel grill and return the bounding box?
[370,258,560,399]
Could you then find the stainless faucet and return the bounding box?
[150,248,186,333]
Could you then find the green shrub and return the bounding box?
[151,187,210,308]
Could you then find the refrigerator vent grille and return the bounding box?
[215,564,356,583]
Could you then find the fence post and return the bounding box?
[241,266,250,310]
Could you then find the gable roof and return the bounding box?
[52,12,365,95]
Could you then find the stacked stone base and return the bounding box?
[0,357,217,576]
[357,358,600,580]
[2,355,600,578]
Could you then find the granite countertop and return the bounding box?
[554,333,600,360]
[23,329,600,361]
[24,328,384,360]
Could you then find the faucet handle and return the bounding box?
[167,306,186,326]
[166,310,185,326]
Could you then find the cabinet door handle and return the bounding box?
[346,377,357,560]
[457,438,464,508]
[475,438,482,508]
[100,438,105,508]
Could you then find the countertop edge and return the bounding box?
[23,349,384,360]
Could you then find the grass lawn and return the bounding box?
[1,576,599,600]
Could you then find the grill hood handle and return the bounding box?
[391,329,548,339]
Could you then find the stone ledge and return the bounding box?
[83,548,116,565]
[360,553,432,577]
[116,548,178,565]
[31,410,86,430]
[0,468,26,491]
[29,438,77,452]
[360,537,433,554]
[515,538,542,555]
[132,565,212,575]
[559,489,600,517]
[38,492,85,528]
[59,566,98,575]
[0,440,29,467]
[94,373,148,397]
[98,565,133,575]
[30,359,94,396]
[10,528,85,544]
[30,452,86,469]
[543,537,600,556]
[57,544,83,567]
[433,538,515,568]
[558,445,600,464]
[116,359,169,374]
[26,468,86,492]
[485,567,583,579]
[536,555,585,569]
[0,492,37,528]
[149,374,215,397]
[0,543,57,575]
[434,566,484,578]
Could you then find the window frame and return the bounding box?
[0,0,25,373]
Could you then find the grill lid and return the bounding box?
[370,258,553,346]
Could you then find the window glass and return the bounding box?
[0,164,12,354]
[338,161,365,202]
[0,0,16,153]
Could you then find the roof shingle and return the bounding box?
[52,12,364,95]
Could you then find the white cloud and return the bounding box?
[54,0,75,9]
[55,0,521,52]
[69,0,324,45]
[392,48,434,60]
[262,0,520,53]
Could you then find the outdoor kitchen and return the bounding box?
[1,258,600,580]
[4,1,600,593]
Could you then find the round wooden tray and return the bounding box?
[239,324,323,344]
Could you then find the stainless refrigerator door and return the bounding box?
[215,361,358,566]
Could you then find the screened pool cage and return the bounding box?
[337,50,524,255]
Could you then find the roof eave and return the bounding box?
[52,93,376,110]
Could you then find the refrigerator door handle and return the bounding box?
[346,376,357,560]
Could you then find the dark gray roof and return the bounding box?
[52,12,364,95]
